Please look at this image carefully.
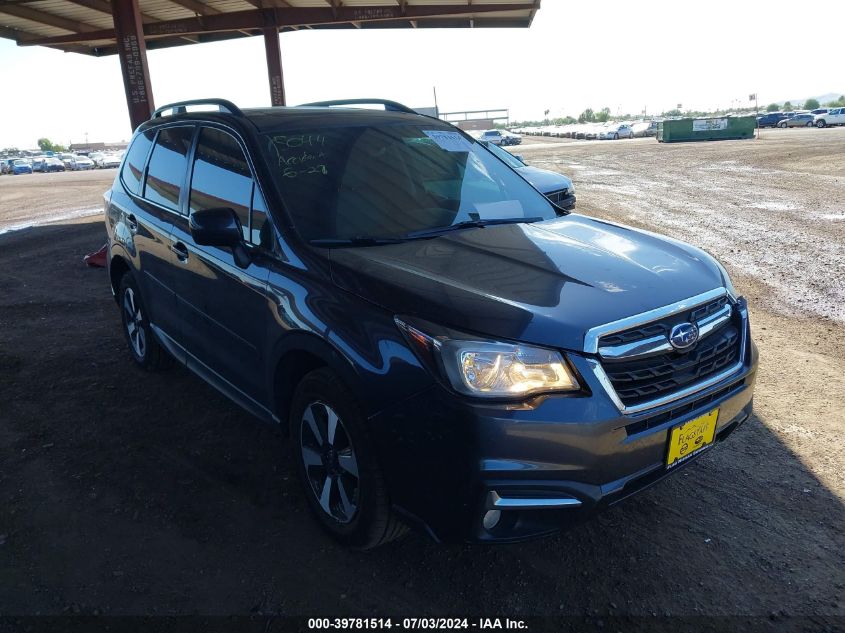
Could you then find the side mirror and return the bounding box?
[514,155,525,164]
[190,207,251,268]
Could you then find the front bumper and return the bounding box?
[369,337,758,543]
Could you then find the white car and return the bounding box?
[814,108,845,128]
[99,154,122,168]
[69,155,95,170]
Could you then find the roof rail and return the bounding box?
[151,98,243,119]
[296,98,417,114]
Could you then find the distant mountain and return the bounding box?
[772,92,844,106]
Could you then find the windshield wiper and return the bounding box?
[404,216,544,239]
[310,236,409,247]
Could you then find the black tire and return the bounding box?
[816,120,826,128]
[290,368,407,549]
[806,121,813,127]
[612,133,619,140]
[117,273,171,371]
[778,122,786,128]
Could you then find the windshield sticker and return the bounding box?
[423,130,473,153]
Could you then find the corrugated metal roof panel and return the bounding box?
[0,15,68,36]
[25,1,114,29]
[1,0,536,54]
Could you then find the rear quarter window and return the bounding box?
[120,130,155,196]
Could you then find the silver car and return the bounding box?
[778,114,814,128]
[600,123,634,140]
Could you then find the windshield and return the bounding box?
[483,141,525,170]
[261,123,557,242]
[13,160,26,165]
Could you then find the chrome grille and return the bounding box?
[593,293,745,410]
[544,189,570,205]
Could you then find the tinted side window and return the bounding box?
[189,127,252,240]
[145,126,194,211]
[121,130,155,195]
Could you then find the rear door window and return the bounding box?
[120,130,155,196]
[144,126,194,212]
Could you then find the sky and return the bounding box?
[0,0,842,149]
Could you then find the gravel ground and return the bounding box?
[0,134,843,623]
[0,169,112,233]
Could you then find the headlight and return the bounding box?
[396,319,580,399]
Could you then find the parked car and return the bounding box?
[480,140,575,211]
[814,108,845,128]
[599,123,634,140]
[756,112,786,128]
[107,97,757,548]
[89,152,105,167]
[778,114,814,128]
[10,159,33,175]
[31,157,47,172]
[478,129,518,146]
[502,131,522,145]
[69,155,95,170]
[99,153,122,168]
[43,157,66,172]
[631,120,659,137]
[58,153,75,169]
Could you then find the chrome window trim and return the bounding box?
[583,287,728,354]
[586,293,747,415]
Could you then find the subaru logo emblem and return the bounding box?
[669,322,699,351]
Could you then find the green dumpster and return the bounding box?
[657,116,756,142]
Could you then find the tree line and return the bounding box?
[765,96,845,112]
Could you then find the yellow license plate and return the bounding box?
[666,408,719,469]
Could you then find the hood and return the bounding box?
[516,165,573,194]
[329,215,727,352]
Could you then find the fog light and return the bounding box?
[483,509,501,530]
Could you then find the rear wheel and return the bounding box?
[290,368,407,549]
[816,120,826,128]
[118,274,171,371]
[778,122,786,128]
[806,121,813,127]
[612,133,619,140]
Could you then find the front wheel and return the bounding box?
[806,121,813,127]
[612,133,619,140]
[290,368,407,549]
[816,120,826,128]
[778,122,786,128]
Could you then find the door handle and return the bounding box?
[170,242,189,262]
[125,214,138,233]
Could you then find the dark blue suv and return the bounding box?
[106,98,758,548]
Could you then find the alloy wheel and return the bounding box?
[300,401,360,524]
[123,287,146,358]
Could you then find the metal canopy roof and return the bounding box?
[0,0,539,56]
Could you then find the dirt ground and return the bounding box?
[1,131,843,622]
